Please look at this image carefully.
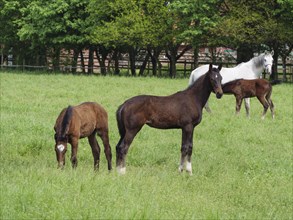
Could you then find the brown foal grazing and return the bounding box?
[222,79,275,119]
[54,102,112,170]
[115,64,223,175]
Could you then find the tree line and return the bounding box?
[0,0,292,79]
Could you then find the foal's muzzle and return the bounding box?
[215,87,223,99]
[57,162,65,169]
[216,92,223,99]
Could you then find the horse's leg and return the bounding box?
[257,95,269,119]
[88,133,101,171]
[204,101,212,113]
[116,127,142,175]
[70,137,79,169]
[244,98,250,118]
[97,129,112,171]
[179,125,194,175]
[266,91,275,119]
[268,98,275,119]
[235,95,243,116]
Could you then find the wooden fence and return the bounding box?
[1,52,293,82]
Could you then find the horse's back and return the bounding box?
[254,79,272,93]
[75,102,109,130]
[75,102,107,114]
[190,62,260,85]
[120,95,154,115]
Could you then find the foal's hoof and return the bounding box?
[117,166,126,175]
[187,170,193,176]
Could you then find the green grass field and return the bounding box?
[0,71,292,219]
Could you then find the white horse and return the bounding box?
[188,51,274,116]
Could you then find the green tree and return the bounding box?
[214,0,293,77]
[88,0,170,76]
[163,0,221,77]
[18,0,90,72]
[0,0,36,65]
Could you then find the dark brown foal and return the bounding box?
[222,79,275,119]
[115,64,223,175]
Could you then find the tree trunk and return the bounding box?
[271,49,279,80]
[80,50,86,74]
[166,46,178,78]
[95,47,109,75]
[110,49,120,75]
[169,51,176,78]
[193,47,199,69]
[52,47,60,71]
[88,46,94,74]
[282,56,287,82]
[139,53,150,76]
[147,48,162,76]
[72,48,79,74]
[129,47,136,76]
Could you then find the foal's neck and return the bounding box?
[189,73,212,108]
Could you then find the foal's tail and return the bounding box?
[270,79,282,86]
[60,105,73,140]
[116,104,126,138]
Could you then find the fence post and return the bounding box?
[184,60,187,77]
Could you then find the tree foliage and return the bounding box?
[0,0,292,77]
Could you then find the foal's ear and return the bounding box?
[271,50,274,56]
[218,64,222,71]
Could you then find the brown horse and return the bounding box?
[222,79,275,119]
[115,64,223,175]
[54,102,112,170]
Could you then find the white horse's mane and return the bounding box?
[251,53,265,69]
[234,53,264,69]
[189,52,272,86]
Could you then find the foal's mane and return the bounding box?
[58,106,73,141]
[187,69,210,89]
[222,78,242,87]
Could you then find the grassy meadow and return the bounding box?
[0,71,292,219]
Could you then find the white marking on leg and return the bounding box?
[179,157,187,173]
[179,164,184,173]
[117,166,126,175]
[57,144,65,152]
[186,161,192,175]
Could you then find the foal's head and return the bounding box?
[54,133,68,169]
[208,64,223,99]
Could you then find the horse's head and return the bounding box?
[263,51,274,75]
[54,133,68,169]
[209,64,223,99]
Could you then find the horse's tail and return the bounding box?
[59,105,73,140]
[116,104,126,138]
[270,79,282,86]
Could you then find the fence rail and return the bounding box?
[1,60,292,82]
